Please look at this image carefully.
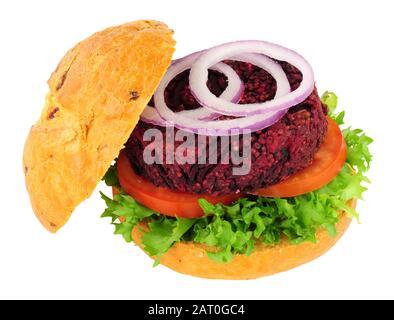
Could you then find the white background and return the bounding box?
[0,0,393,300]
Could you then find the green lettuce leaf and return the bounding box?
[100,192,156,242]
[142,218,196,266]
[101,91,372,265]
[102,163,120,188]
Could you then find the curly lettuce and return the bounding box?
[101,92,372,265]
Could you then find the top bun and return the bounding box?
[23,20,175,232]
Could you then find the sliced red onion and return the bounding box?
[174,109,288,136]
[189,40,314,116]
[153,53,291,135]
[140,53,244,124]
[139,105,166,126]
[179,61,244,120]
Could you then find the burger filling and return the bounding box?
[101,51,371,265]
[101,89,371,265]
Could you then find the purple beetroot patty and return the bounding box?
[124,61,328,196]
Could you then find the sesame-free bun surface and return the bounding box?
[23,20,175,232]
[132,200,355,280]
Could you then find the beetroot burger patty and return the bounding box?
[125,61,328,196]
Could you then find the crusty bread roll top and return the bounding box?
[23,20,175,232]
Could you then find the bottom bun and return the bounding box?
[132,200,356,280]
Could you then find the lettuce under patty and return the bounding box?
[100,92,372,265]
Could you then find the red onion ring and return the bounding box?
[139,105,165,126]
[140,52,244,125]
[179,61,244,120]
[189,40,314,116]
[153,53,291,135]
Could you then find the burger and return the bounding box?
[23,20,372,279]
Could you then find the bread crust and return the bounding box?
[132,200,356,279]
[23,20,175,232]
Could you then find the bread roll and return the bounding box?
[23,20,175,232]
[132,200,355,279]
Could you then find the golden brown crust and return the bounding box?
[23,20,175,232]
[132,200,356,280]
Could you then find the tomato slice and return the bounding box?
[117,151,245,218]
[254,117,347,198]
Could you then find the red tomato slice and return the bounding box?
[117,151,245,218]
[254,117,347,198]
